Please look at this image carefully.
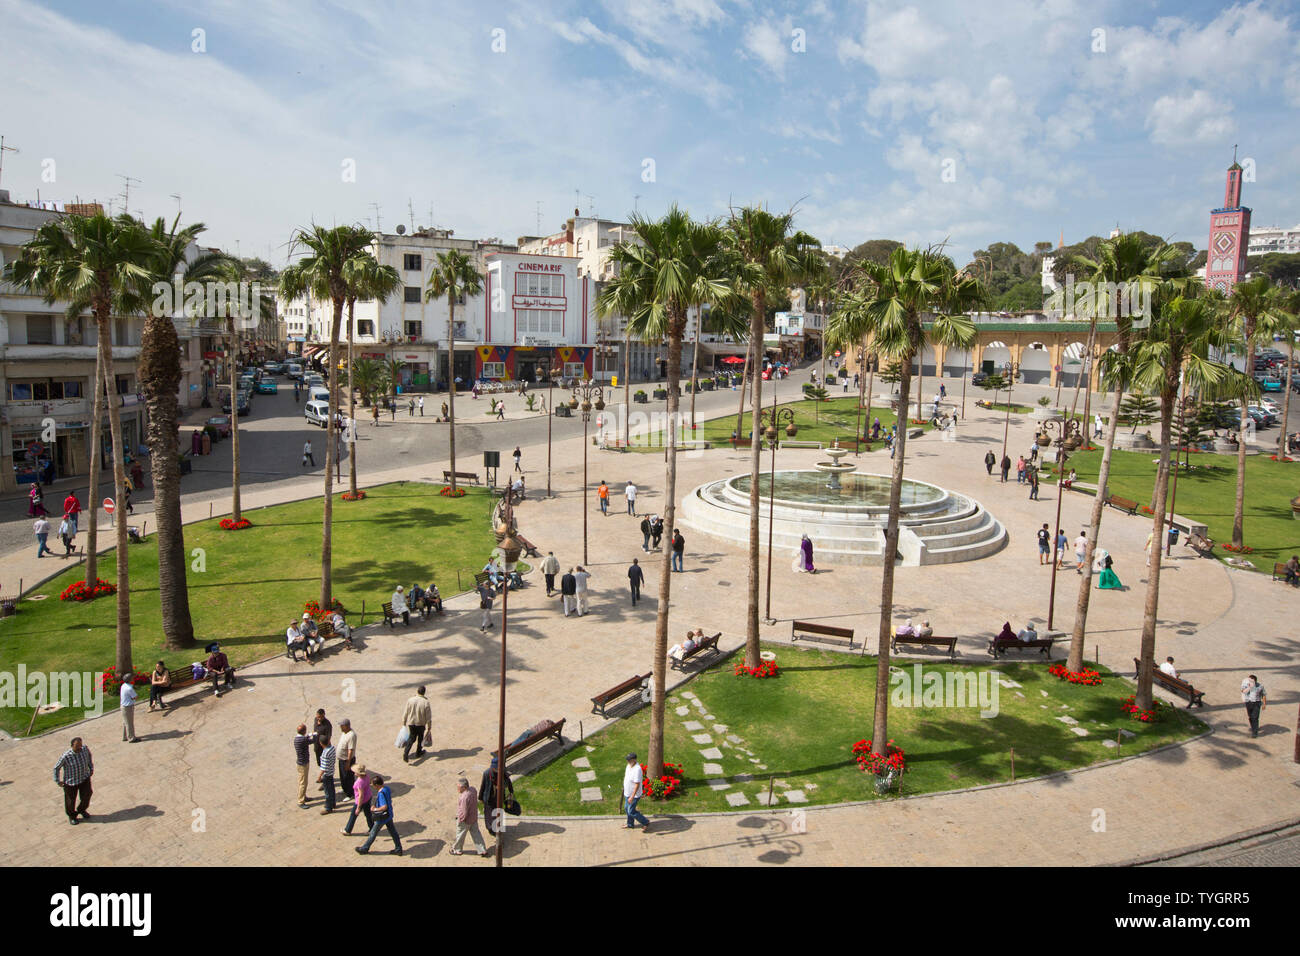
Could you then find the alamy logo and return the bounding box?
[890,663,1000,718]
[0,666,102,718]
[151,279,263,330]
[49,886,151,936]
[1046,275,1155,328]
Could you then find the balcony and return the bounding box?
[2,344,141,361]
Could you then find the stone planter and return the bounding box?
[653,390,668,400]
[702,380,714,391]
[1114,431,1155,451]
[634,393,648,404]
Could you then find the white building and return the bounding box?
[1247,224,1300,256]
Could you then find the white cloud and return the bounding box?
[1145,90,1235,146]
[740,17,790,78]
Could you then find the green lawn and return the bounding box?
[0,482,498,735]
[514,645,1203,815]
[1046,447,1300,571]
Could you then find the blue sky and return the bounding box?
[2,0,1297,266]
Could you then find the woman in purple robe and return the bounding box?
[799,534,815,574]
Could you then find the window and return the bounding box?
[403,253,423,271]
[116,375,132,395]
[404,286,421,303]
[403,320,422,338]
[114,318,129,344]
[517,309,563,336]
[356,320,374,337]
[564,362,585,379]
[515,273,564,297]
[25,315,54,344]
[62,380,83,398]
[9,383,33,400]
[482,361,505,379]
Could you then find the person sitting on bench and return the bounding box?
[301,614,324,657]
[286,620,309,661]
[916,620,933,639]
[1061,468,1077,489]
[330,609,352,649]
[391,585,410,626]
[481,560,502,588]
[668,630,699,661]
[409,583,426,618]
[1159,656,1179,679]
[507,719,553,750]
[1016,621,1038,642]
[995,621,1016,644]
[423,582,443,615]
[1285,555,1300,587]
[204,643,235,695]
[895,619,917,638]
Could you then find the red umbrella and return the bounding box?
[720,355,745,364]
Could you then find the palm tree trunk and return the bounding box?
[872,356,912,756]
[1080,325,1098,447]
[1281,342,1295,460]
[623,329,630,449]
[228,323,242,523]
[744,295,766,668]
[864,356,874,441]
[1232,334,1254,547]
[689,312,701,429]
[322,299,342,607]
[85,348,104,584]
[1136,386,1176,711]
[648,313,687,777]
[348,298,358,496]
[97,310,132,676]
[1067,380,1125,672]
[447,297,458,494]
[735,338,752,440]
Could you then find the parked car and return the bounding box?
[285,362,303,380]
[1246,408,1274,428]
[205,415,232,439]
[304,399,331,427]
[304,373,324,389]
[262,361,282,375]
[221,391,251,416]
[255,379,279,394]
[1260,377,1283,392]
[971,371,989,386]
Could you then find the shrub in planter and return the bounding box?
[653,389,668,399]
[634,390,648,403]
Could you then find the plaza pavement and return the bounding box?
[1,380,1297,866]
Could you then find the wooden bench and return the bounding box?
[987,635,1056,658]
[791,620,857,650]
[730,437,754,450]
[670,631,722,670]
[1272,562,1297,584]
[1185,532,1214,557]
[1134,657,1205,708]
[891,628,958,658]
[780,440,823,450]
[832,438,869,452]
[591,673,652,716]
[494,717,566,762]
[442,470,480,485]
[514,532,542,559]
[1105,494,1138,516]
[382,601,410,627]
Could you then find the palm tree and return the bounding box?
[4,213,157,674]
[827,246,981,756]
[1063,234,1179,673]
[426,250,483,494]
[383,358,406,411]
[723,207,821,669]
[341,254,401,496]
[281,224,375,606]
[1226,277,1288,548]
[351,358,386,406]
[1124,291,1231,709]
[1276,292,1300,461]
[597,205,731,777]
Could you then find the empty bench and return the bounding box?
[493,718,566,762]
[1134,657,1205,708]
[1105,494,1138,516]
[591,673,651,716]
[442,470,480,485]
[792,620,857,650]
[670,631,722,670]
[988,635,1056,658]
[891,629,958,658]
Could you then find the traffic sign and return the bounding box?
[103,498,115,515]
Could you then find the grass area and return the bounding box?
[513,644,1204,815]
[0,482,498,735]
[1048,446,1300,571]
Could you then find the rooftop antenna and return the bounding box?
[0,135,18,190]
[1232,143,1238,164]
[427,202,435,230]
[574,188,580,217]
[369,202,382,233]
[536,200,543,234]
[170,193,182,219]
[586,195,595,217]
[633,194,640,214]
[407,198,415,232]
[116,173,141,212]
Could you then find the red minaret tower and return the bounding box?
[1205,147,1251,292]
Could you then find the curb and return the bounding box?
[1119,817,1300,867]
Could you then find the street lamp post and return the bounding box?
[571,378,605,565]
[1000,362,1018,462]
[854,348,866,457]
[1040,415,1082,630]
[546,364,561,498]
[494,527,523,868]
[761,394,797,625]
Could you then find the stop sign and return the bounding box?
[103,498,115,515]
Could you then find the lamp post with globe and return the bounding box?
[761,396,797,624]
[571,377,605,565]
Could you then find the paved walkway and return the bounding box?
[1,379,1297,866]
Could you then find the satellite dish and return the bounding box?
[396,224,406,234]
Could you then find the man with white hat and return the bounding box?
[1017,620,1038,642]
[391,585,410,626]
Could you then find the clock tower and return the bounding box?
[1204,151,1251,293]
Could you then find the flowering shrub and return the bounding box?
[1048,662,1103,685]
[100,666,151,693]
[852,739,906,777]
[1120,694,1169,723]
[303,598,346,623]
[219,518,252,530]
[734,659,779,678]
[1269,455,1294,462]
[641,761,684,800]
[439,486,467,497]
[1222,543,1254,554]
[60,579,116,602]
[1140,506,1154,515]
[341,490,366,500]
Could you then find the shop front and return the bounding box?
[474,345,592,382]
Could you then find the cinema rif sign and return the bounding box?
[517,262,563,272]
[512,295,566,310]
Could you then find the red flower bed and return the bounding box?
[852,739,906,776]
[1048,662,1102,685]
[1269,455,1294,462]
[734,659,779,678]
[303,598,346,623]
[641,761,684,800]
[60,578,116,602]
[341,490,366,500]
[219,518,252,530]
[439,486,467,497]
[1140,505,1155,515]
[100,666,151,693]
[1222,543,1254,554]
[1120,694,1167,723]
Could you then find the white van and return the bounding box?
[285,362,303,380]
[304,400,330,427]
[309,386,330,405]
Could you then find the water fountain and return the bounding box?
[814,443,856,491]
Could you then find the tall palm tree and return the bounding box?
[723,207,821,669]
[1225,277,1288,548]
[1276,292,1300,461]
[281,224,375,607]
[4,213,157,674]
[351,358,386,406]
[1063,234,1179,673]
[1124,291,1231,709]
[827,246,981,756]
[597,205,731,776]
[340,253,401,496]
[426,250,483,494]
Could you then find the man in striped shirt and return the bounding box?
[53,737,94,824]
[293,724,313,808]
[318,734,337,814]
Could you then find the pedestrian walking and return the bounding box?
[451,777,490,857]
[622,752,650,831]
[120,674,140,743]
[1094,413,1103,438]
[651,515,664,550]
[1016,456,1026,483]
[371,404,380,426]
[1074,531,1088,574]
[574,566,591,615]
[480,758,515,837]
[495,401,505,421]
[640,516,652,552]
[441,401,449,421]
[628,558,645,606]
[318,735,337,814]
[1037,523,1050,565]
[598,480,609,515]
[337,719,357,799]
[1000,454,1011,482]
[389,397,396,421]
[477,580,495,631]
[123,483,133,515]
[303,439,315,467]
[541,551,560,595]
[1028,468,1040,500]
[341,764,372,835]
[57,515,76,556]
[401,687,432,762]
[355,774,402,855]
[1240,675,1266,738]
[34,516,53,558]
[624,480,637,516]
[671,529,685,572]
[513,446,522,473]
[418,396,425,417]
[408,397,415,417]
[939,383,947,400]
[1055,528,1068,568]
[1145,530,1154,567]
[53,737,94,824]
[984,450,996,475]
[63,492,81,534]
[28,483,47,518]
[293,724,313,808]
[560,568,577,616]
